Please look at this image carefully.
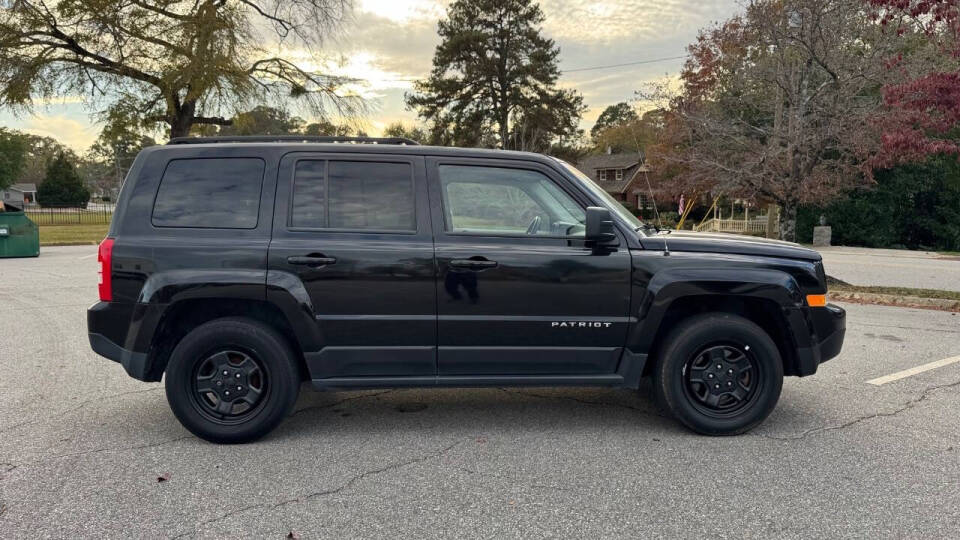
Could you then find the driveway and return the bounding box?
[1,246,959,538]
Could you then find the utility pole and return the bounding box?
[767,12,791,240]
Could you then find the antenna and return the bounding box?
[641,164,670,256]
[628,119,670,256]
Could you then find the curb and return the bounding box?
[830,290,960,312]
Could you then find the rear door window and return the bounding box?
[291,160,415,232]
[152,158,265,229]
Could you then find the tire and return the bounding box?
[653,313,783,436]
[164,317,301,444]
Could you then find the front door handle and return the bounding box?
[288,255,337,267]
[449,258,498,270]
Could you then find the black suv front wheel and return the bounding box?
[165,318,301,443]
[654,313,783,435]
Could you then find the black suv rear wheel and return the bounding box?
[165,318,300,443]
[653,313,783,435]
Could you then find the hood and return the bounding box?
[638,230,822,261]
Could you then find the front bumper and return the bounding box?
[814,303,846,362]
[794,303,846,376]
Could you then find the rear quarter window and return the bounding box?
[152,158,265,229]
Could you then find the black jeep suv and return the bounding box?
[87,136,845,443]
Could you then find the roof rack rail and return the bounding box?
[167,135,420,146]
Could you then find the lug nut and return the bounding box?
[727,381,733,387]
[714,384,720,389]
[237,386,242,391]
[708,373,714,379]
[225,391,230,396]
[716,364,722,369]
[728,369,734,374]
[235,373,241,378]
[216,381,222,386]
[223,370,228,376]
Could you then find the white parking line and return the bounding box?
[867,355,960,386]
[78,253,97,260]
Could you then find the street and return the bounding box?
[819,246,960,292]
[1,245,959,538]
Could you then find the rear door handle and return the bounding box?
[287,255,337,267]
[450,258,498,270]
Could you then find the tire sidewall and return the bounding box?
[656,314,783,435]
[165,318,300,444]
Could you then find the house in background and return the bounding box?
[575,152,656,215]
[1,183,38,210]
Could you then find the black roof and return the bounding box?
[578,152,645,171]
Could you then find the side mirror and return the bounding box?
[585,206,617,244]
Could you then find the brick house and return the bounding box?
[575,152,655,214]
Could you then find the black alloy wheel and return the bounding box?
[682,344,761,418]
[191,349,268,424]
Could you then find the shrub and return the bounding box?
[798,156,960,251]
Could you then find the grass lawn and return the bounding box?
[39,224,109,246]
[828,275,960,301]
[830,285,960,301]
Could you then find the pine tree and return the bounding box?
[406,0,584,149]
[38,153,90,207]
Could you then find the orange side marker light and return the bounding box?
[806,294,827,307]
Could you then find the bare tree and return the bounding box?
[0,0,362,138]
[649,0,897,240]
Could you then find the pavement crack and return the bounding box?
[0,462,18,481]
[289,390,395,418]
[171,439,463,539]
[11,435,194,468]
[756,379,960,441]
[0,387,162,435]
[271,439,462,507]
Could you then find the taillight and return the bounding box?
[98,237,114,301]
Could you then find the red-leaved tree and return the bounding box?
[869,0,960,167]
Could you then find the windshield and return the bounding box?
[553,158,645,232]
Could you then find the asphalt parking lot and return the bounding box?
[2,245,959,538]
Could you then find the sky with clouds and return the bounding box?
[0,0,741,151]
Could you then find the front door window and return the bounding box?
[439,165,586,237]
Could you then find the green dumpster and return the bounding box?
[0,211,40,258]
